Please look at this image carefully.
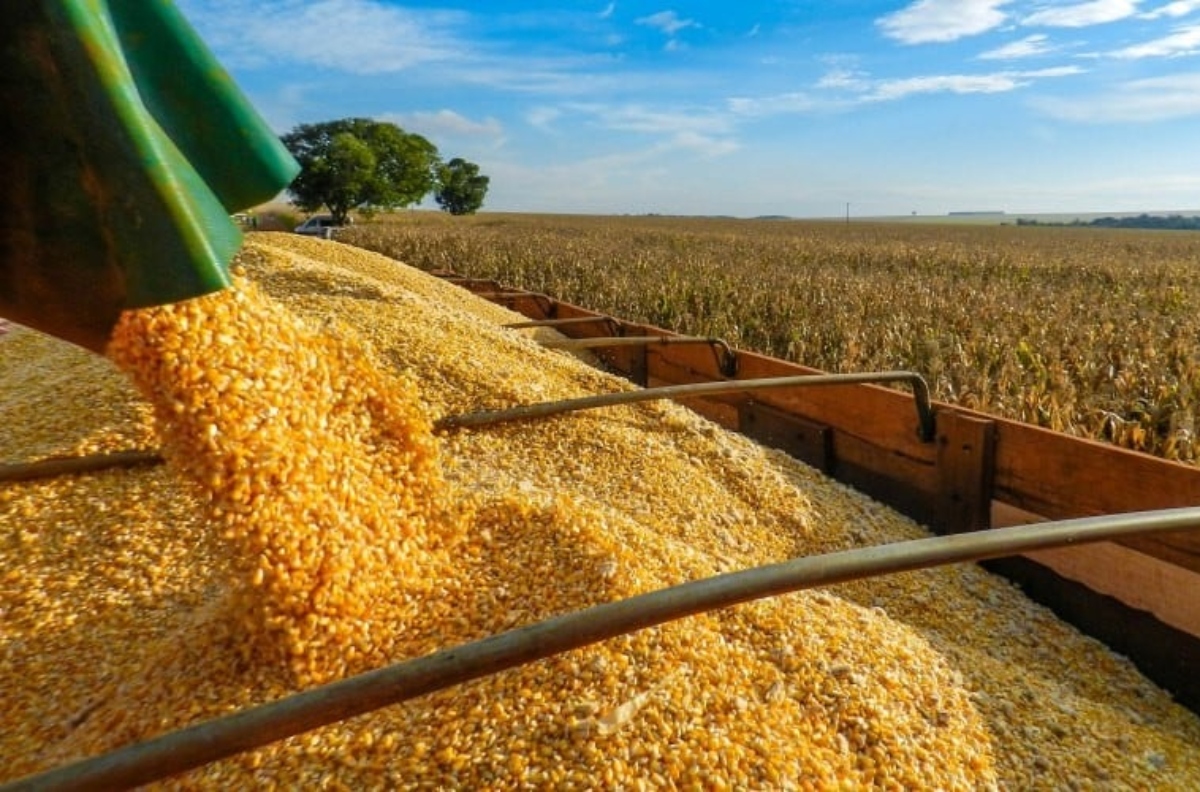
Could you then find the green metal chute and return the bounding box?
[0,0,299,352]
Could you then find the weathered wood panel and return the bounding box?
[991,418,1200,572]
[935,412,996,534]
[995,503,1200,638]
[473,284,1200,577]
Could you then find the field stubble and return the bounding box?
[342,213,1200,464]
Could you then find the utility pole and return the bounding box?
[845,202,850,225]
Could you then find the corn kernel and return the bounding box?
[1,234,1198,790]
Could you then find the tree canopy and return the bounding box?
[435,157,490,216]
[281,119,439,225]
[1015,213,1200,231]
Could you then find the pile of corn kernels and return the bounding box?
[3,232,1200,788]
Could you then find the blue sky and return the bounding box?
[177,1,1200,217]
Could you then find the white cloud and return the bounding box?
[599,2,615,19]
[183,0,644,97]
[877,0,1010,44]
[1034,72,1200,121]
[1140,0,1200,18]
[1109,24,1200,57]
[449,54,630,95]
[727,92,823,117]
[635,10,699,36]
[522,101,737,158]
[238,81,315,132]
[1021,66,1089,76]
[572,103,734,136]
[481,131,741,214]
[862,66,1081,102]
[980,33,1054,59]
[869,73,1026,100]
[670,131,740,157]
[730,65,1081,115]
[179,0,467,74]
[583,106,739,162]
[1022,0,1140,28]
[526,107,562,130]
[817,67,872,91]
[384,110,503,138]
[482,149,671,213]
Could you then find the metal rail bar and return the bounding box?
[469,291,555,317]
[471,291,543,299]
[504,316,618,331]
[537,335,738,377]
[431,275,499,287]
[0,450,162,483]
[436,371,936,442]
[11,507,1200,792]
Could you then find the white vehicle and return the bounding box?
[293,214,343,239]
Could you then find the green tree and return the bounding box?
[435,157,490,215]
[281,119,439,225]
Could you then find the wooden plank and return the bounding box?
[734,351,936,464]
[993,419,1200,515]
[934,412,996,534]
[1028,545,1200,640]
[992,419,1200,572]
[482,292,553,320]
[442,276,503,291]
[644,343,778,427]
[830,433,937,526]
[1118,534,1200,574]
[645,344,936,462]
[673,396,739,429]
[996,502,1200,638]
[738,401,833,473]
[646,347,721,387]
[601,344,647,386]
[536,304,619,336]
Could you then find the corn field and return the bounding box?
[338,213,1200,464]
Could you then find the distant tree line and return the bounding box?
[281,118,490,224]
[1015,214,1200,230]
